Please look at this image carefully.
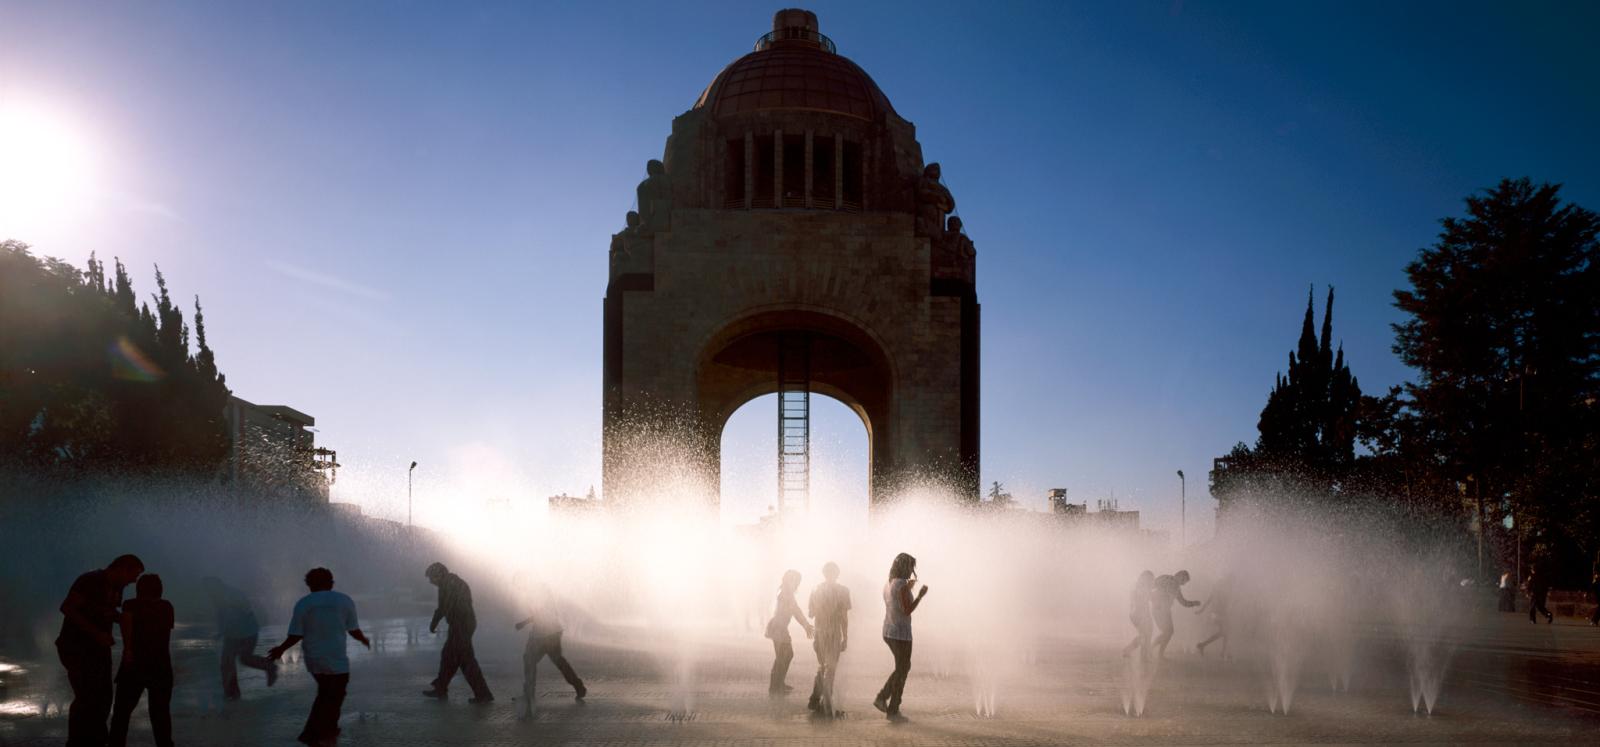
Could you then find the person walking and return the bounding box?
[1151,570,1200,658]
[420,562,494,704]
[874,553,927,722]
[513,582,586,719]
[807,562,851,716]
[57,553,144,747]
[1527,566,1554,624]
[108,574,174,747]
[202,576,278,699]
[765,569,813,695]
[1120,571,1155,659]
[1498,570,1517,613]
[1590,572,1600,627]
[268,567,370,747]
[1195,574,1233,659]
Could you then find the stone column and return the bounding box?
[834,133,844,210]
[773,129,783,209]
[743,131,754,210]
[804,130,814,209]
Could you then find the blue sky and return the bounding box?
[3,1,1596,535]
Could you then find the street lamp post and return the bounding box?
[408,461,418,528]
[1176,469,1186,549]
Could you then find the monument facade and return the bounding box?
[603,9,980,509]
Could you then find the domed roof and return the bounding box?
[693,11,896,122]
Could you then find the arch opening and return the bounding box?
[695,308,894,512]
[719,392,869,528]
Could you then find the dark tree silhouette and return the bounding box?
[1255,287,1362,473]
[1392,178,1600,563]
[1210,286,1368,517]
[0,240,231,475]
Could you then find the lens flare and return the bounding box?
[109,336,164,382]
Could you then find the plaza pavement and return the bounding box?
[4,605,1599,746]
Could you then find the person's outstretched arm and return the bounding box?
[271,598,309,659]
[1175,588,1200,608]
[789,596,813,636]
[344,599,368,648]
[267,635,302,660]
[514,615,536,630]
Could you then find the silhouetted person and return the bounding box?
[1526,567,1553,624]
[1151,570,1199,658]
[765,569,813,695]
[807,561,851,715]
[1590,570,1600,627]
[1195,575,1233,658]
[109,574,174,747]
[202,576,277,699]
[1120,571,1155,659]
[420,562,494,703]
[268,567,370,747]
[514,582,586,719]
[1498,570,1517,613]
[874,552,927,722]
[57,553,144,747]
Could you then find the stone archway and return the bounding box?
[696,307,893,505]
[600,11,981,509]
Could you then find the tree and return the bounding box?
[0,241,232,475]
[1392,178,1600,564]
[1211,286,1368,525]
[1255,287,1363,476]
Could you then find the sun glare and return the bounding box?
[0,98,98,239]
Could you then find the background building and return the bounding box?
[223,395,337,501]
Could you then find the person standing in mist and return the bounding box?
[56,553,144,747]
[1589,568,1600,626]
[1498,569,1517,613]
[807,561,851,716]
[108,574,174,747]
[202,576,278,699]
[1526,566,1554,624]
[514,581,587,719]
[421,562,495,703]
[1120,571,1155,659]
[765,569,814,695]
[268,567,370,747]
[1151,570,1200,658]
[875,552,927,722]
[1195,574,1234,658]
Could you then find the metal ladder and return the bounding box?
[777,334,811,516]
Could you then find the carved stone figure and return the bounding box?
[636,160,672,233]
[943,216,976,259]
[610,211,641,258]
[914,162,955,238]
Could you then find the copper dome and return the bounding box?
[693,11,896,122]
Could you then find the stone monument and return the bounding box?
[602,9,980,509]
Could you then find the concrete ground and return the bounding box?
[4,606,1599,746]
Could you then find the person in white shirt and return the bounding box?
[268,568,369,747]
[874,552,927,721]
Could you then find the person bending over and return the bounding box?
[1151,570,1199,658]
